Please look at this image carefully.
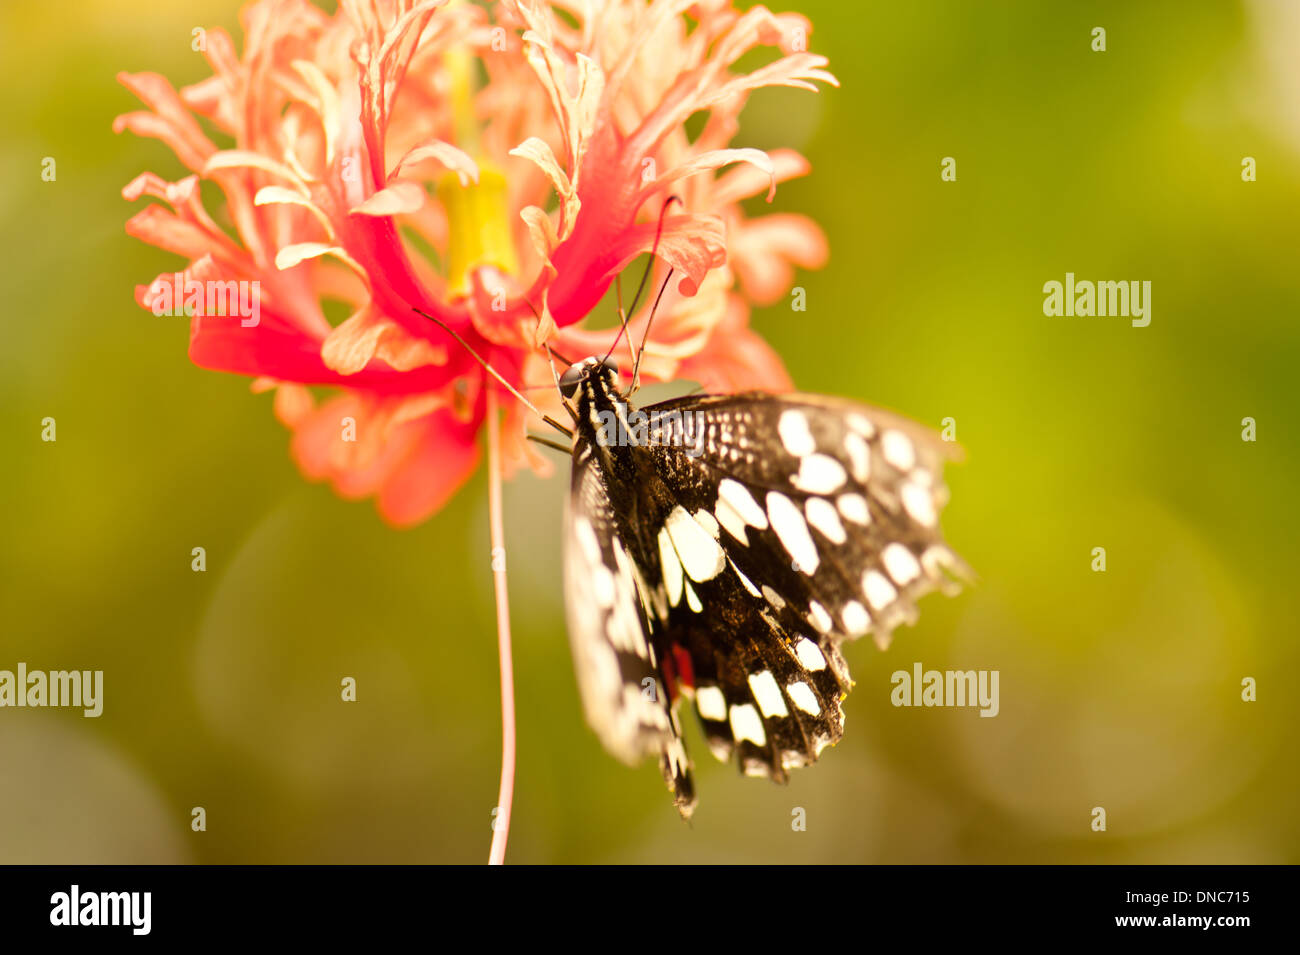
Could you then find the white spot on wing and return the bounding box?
[863,569,898,610]
[791,454,848,494]
[714,496,748,542]
[657,526,684,607]
[716,478,768,544]
[729,703,767,746]
[748,670,789,718]
[766,491,819,574]
[844,431,870,482]
[696,686,727,721]
[778,409,816,457]
[762,584,786,610]
[693,508,720,539]
[684,579,703,613]
[795,637,826,671]
[805,496,846,543]
[787,681,820,716]
[837,493,870,525]
[881,429,916,471]
[883,542,922,585]
[901,481,937,527]
[781,749,808,770]
[841,599,871,636]
[665,505,726,582]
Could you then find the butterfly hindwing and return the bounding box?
[655,571,852,779]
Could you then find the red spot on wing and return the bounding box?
[672,645,695,694]
[661,652,678,702]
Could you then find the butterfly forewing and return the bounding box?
[563,445,694,813]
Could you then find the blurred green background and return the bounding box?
[1,0,1297,864]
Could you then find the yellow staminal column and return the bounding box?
[439,48,518,296]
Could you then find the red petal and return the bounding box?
[376,410,482,527]
[188,308,454,394]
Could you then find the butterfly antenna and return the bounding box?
[412,307,573,438]
[519,298,579,419]
[625,195,682,319]
[630,267,675,395]
[605,274,636,369]
[602,194,683,369]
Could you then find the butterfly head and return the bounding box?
[559,355,620,401]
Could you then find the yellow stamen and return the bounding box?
[439,165,519,295]
[446,48,481,157]
[441,47,518,296]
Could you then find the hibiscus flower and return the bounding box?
[115,0,832,525]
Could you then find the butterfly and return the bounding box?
[416,204,968,818]
[555,354,969,817]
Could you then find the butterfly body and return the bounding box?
[560,356,968,817]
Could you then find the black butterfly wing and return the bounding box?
[562,444,695,815]
[637,391,969,777]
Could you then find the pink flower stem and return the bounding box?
[486,388,516,866]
